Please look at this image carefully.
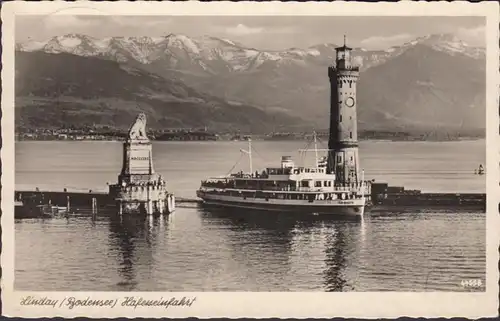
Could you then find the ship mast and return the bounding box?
[240,138,253,174]
[249,138,253,174]
[313,131,319,170]
[361,168,366,202]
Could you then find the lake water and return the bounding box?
[14,140,486,291]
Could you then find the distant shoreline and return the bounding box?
[15,137,485,143]
[15,128,484,143]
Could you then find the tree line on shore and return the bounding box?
[16,124,485,142]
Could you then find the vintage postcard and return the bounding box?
[2,0,499,318]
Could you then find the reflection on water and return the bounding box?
[203,209,362,292]
[15,206,485,292]
[107,214,173,291]
[109,215,144,290]
[15,141,486,292]
[324,226,348,291]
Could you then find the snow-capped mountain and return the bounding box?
[16,32,485,73]
[15,32,486,132]
[415,33,485,59]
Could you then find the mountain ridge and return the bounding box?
[15,51,303,133]
[17,32,485,71]
[16,32,486,132]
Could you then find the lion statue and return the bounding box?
[128,113,149,141]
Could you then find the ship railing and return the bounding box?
[296,187,324,192]
[200,188,367,202]
[223,186,296,192]
[227,171,271,179]
[331,187,362,192]
[233,186,288,191]
[200,184,367,193]
[200,181,233,189]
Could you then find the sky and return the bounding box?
[16,15,486,50]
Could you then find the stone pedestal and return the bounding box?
[108,113,175,215]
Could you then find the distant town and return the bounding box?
[15,125,485,142]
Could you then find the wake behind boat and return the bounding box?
[197,37,370,217]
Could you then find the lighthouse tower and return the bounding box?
[327,36,360,187]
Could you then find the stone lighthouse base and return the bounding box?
[109,183,176,215]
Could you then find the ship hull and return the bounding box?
[197,191,365,217]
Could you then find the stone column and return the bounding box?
[171,195,176,212]
[147,200,153,215]
[158,199,164,214]
[166,196,172,213]
[92,197,97,214]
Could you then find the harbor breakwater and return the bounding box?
[14,182,486,219]
[15,189,187,218]
[369,183,485,211]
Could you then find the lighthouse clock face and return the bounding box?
[345,96,355,108]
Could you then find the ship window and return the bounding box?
[339,115,342,122]
[337,156,342,163]
[350,132,352,139]
[350,156,353,162]
[315,181,322,187]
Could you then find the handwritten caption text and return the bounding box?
[20,296,197,310]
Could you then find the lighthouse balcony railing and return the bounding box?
[329,65,359,72]
[344,66,359,72]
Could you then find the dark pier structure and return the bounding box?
[15,189,109,218]
[369,182,485,211]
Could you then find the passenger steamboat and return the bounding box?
[196,136,369,217]
[197,37,370,217]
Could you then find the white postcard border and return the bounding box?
[2,1,499,318]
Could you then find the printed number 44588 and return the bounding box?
[461,279,483,288]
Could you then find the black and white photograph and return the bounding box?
[2,1,499,319]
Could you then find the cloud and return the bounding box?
[359,33,414,50]
[112,16,171,28]
[225,24,264,36]
[42,15,96,29]
[16,15,100,42]
[40,15,168,30]
[16,15,174,42]
[455,25,485,47]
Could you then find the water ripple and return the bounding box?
[15,141,486,291]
